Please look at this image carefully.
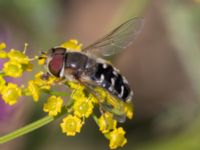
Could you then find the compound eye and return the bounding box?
[48,54,64,77]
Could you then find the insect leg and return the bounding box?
[41,72,51,80]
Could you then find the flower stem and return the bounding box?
[92,115,99,126]
[0,107,68,144]
[0,115,54,144]
[92,115,110,139]
[42,89,69,97]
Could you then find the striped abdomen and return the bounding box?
[91,63,133,102]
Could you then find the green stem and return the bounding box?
[0,107,68,144]
[92,115,99,126]
[92,115,110,140]
[0,115,53,144]
[42,89,69,97]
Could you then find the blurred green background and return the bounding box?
[0,0,200,150]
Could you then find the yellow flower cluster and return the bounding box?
[69,82,94,118]
[27,72,56,102]
[1,45,33,78]
[59,81,94,136]
[0,40,133,149]
[0,43,32,105]
[64,81,129,149]
[96,97,128,149]
[0,43,56,105]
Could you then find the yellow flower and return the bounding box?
[23,62,33,72]
[38,58,46,65]
[60,39,82,51]
[3,61,23,78]
[98,112,117,133]
[43,96,63,116]
[67,82,86,100]
[46,76,57,85]
[34,71,45,80]
[88,93,98,103]
[8,49,29,64]
[60,115,83,136]
[0,42,6,50]
[73,98,94,118]
[0,50,7,58]
[34,74,48,87]
[0,76,6,92]
[124,103,134,119]
[1,83,22,105]
[28,80,40,102]
[108,127,127,149]
[71,89,86,101]
[33,72,56,90]
[38,55,46,65]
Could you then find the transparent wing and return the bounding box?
[101,98,127,123]
[77,79,127,122]
[82,17,144,56]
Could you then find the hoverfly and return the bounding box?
[43,17,143,122]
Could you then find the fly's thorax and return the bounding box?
[65,52,88,69]
[64,52,89,76]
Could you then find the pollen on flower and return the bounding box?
[8,49,29,64]
[35,71,45,78]
[60,115,83,136]
[67,81,86,101]
[98,112,117,133]
[27,72,56,102]
[0,50,7,58]
[23,62,33,72]
[108,127,127,149]
[33,72,56,90]
[71,89,86,102]
[43,96,63,116]
[38,56,46,65]
[88,93,98,103]
[0,76,6,92]
[0,42,6,50]
[1,83,22,105]
[124,103,134,119]
[28,80,40,102]
[3,61,23,78]
[60,39,82,51]
[73,98,94,118]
